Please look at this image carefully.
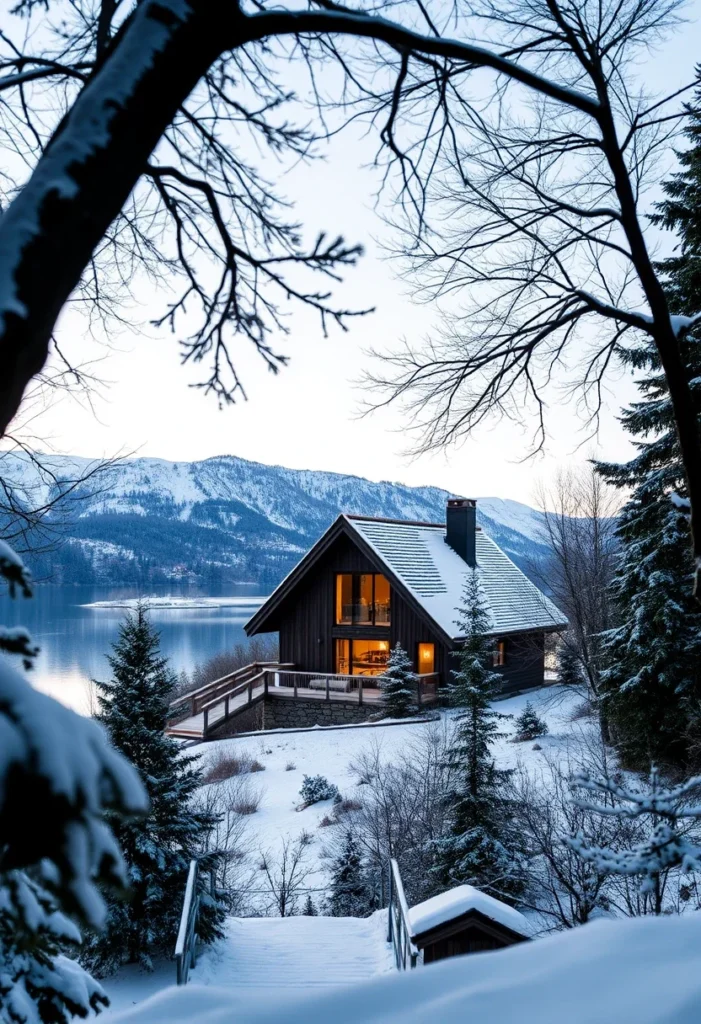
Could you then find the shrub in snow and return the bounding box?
[82,605,225,975]
[303,895,317,916]
[379,643,417,718]
[300,775,339,805]
[0,541,147,1021]
[513,702,548,742]
[433,571,522,897]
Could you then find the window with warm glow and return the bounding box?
[418,643,435,674]
[335,638,390,676]
[493,640,506,667]
[335,574,391,626]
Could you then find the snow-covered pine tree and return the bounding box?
[513,701,548,742]
[596,76,701,772]
[0,542,146,1023]
[83,604,224,975]
[327,830,375,918]
[557,639,583,690]
[379,643,417,718]
[569,768,701,915]
[433,570,522,897]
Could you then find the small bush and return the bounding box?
[336,798,363,815]
[231,788,262,815]
[285,762,297,771]
[512,701,549,742]
[299,829,315,846]
[532,743,542,751]
[202,751,266,784]
[318,815,335,828]
[300,775,340,806]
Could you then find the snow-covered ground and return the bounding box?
[190,685,589,892]
[105,912,393,1015]
[102,685,593,1014]
[107,912,701,1024]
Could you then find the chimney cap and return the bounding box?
[447,497,476,508]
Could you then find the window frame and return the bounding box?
[493,639,506,668]
[334,572,391,627]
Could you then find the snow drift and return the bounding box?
[108,911,701,1023]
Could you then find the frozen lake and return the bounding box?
[0,583,269,714]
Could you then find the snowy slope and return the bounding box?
[108,912,701,1024]
[1,451,552,586]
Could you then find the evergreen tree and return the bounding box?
[379,643,417,718]
[597,75,701,772]
[513,701,548,742]
[433,571,521,896]
[83,605,224,975]
[328,830,375,918]
[557,639,583,690]
[303,895,318,916]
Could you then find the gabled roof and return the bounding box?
[346,516,566,637]
[245,513,566,640]
[408,884,533,941]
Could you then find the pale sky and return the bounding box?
[24,5,701,503]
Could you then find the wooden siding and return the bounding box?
[495,632,545,693]
[278,533,450,680]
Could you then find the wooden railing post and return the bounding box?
[225,695,230,721]
[417,677,422,708]
[248,680,253,703]
[358,676,363,706]
[294,673,298,699]
[264,671,269,696]
[202,709,209,737]
[326,676,330,701]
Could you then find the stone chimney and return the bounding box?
[445,498,477,566]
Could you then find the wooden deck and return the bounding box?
[166,664,439,741]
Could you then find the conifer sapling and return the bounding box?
[379,643,417,718]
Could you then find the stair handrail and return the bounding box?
[175,859,200,985]
[168,662,294,716]
[198,669,269,713]
[387,858,419,970]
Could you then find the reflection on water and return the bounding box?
[0,584,269,715]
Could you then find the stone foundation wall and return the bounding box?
[262,696,377,731]
[208,700,265,738]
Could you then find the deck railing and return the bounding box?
[387,858,419,970]
[167,662,294,722]
[166,666,441,739]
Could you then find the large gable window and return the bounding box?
[335,573,391,626]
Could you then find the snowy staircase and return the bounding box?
[188,914,394,991]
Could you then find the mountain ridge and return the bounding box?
[1,452,551,588]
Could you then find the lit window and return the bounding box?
[418,643,435,674]
[335,574,391,626]
[493,640,506,667]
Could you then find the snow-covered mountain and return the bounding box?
[1,452,551,587]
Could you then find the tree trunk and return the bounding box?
[0,0,229,437]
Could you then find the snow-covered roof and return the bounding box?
[408,885,532,939]
[346,517,566,638]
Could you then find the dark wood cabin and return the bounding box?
[245,499,566,692]
[411,899,531,964]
